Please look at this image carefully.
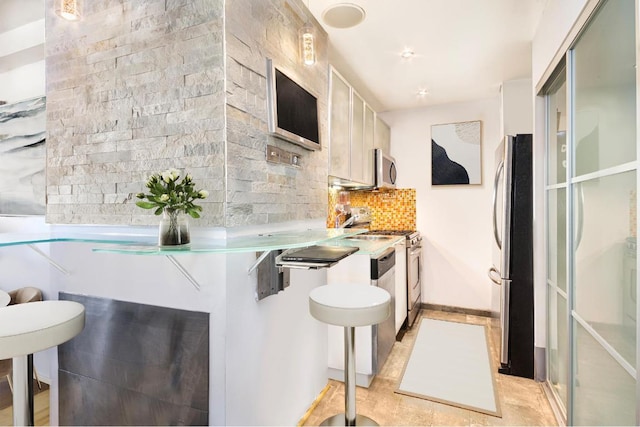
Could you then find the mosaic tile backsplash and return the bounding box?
[328,188,416,230]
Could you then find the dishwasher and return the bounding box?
[326,247,396,387]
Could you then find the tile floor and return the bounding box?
[304,309,559,426]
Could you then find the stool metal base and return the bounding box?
[319,413,379,426]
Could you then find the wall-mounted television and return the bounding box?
[266,58,321,151]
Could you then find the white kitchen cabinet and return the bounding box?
[328,67,375,186]
[364,104,375,186]
[351,91,365,183]
[374,116,391,156]
[394,239,407,334]
[329,69,351,180]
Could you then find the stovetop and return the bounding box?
[364,229,421,247]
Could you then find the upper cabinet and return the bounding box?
[329,67,380,186]
[374,116,391,156]
[329,69,351,180]
[364,104,375,185]
[351,91,365,183]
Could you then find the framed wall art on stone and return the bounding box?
[0,96,46,215]
[431,120,482,185]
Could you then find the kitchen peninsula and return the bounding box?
[0,222,370,425]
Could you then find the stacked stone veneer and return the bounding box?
[224,0,329,226]
[45,0,328,227]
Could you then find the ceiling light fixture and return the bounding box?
[299,1,316,66]
[400,48,415,59]
[417,89,429,97]
[59,0,80,20]
[322,3,366,29]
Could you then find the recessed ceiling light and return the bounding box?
[322,3,366,29]
[400,48,415,59]
[417,89,429,97]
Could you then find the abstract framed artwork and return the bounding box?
[431,120,482,185]
[0,96,46,215]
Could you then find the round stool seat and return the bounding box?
[0,300,85,359]
[309,284,390,327]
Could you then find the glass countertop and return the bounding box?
[92,228,368,255]
[0,228,375,255]
[324,235,404,256]
[0,232,152,247]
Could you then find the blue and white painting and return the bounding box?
[0,96,46,215]
[431,120,482,185]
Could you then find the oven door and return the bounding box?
[407,244,422,326]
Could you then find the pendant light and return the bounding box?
[299,1,316,66]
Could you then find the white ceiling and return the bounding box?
[1,0,547,112]
[307,0,547,112]
[0,0,44,76]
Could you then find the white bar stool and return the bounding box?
[0,300,85,426]
[309,284,390,426]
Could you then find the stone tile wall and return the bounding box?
[44,0,328,227]
[224,0,329,226]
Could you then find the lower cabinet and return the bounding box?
[394,239,407,334]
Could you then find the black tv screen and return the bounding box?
[267,59,320,151]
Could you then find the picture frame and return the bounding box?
[431,120,482,185]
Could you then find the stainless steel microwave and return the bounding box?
[374,149,397,189]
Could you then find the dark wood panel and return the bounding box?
[58,293,209,425]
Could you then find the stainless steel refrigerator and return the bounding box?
[489,134,534,379]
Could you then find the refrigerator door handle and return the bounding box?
[500,278,511,368]
[499,136,515,369]
[488,266,501,285]
[492,160,504,249]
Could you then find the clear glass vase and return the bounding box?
[158,207,190,246]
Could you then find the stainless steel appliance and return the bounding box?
[374,149,397,189]
[371,247,396,373]
[489,134,534,379]
[361,230,422,329]
[406,232,422,327]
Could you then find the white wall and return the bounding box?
[381,97,501,312]
[225,252,328,425]
[0,60,46,102]
[0,17,45,102]
[532,0,590,88]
